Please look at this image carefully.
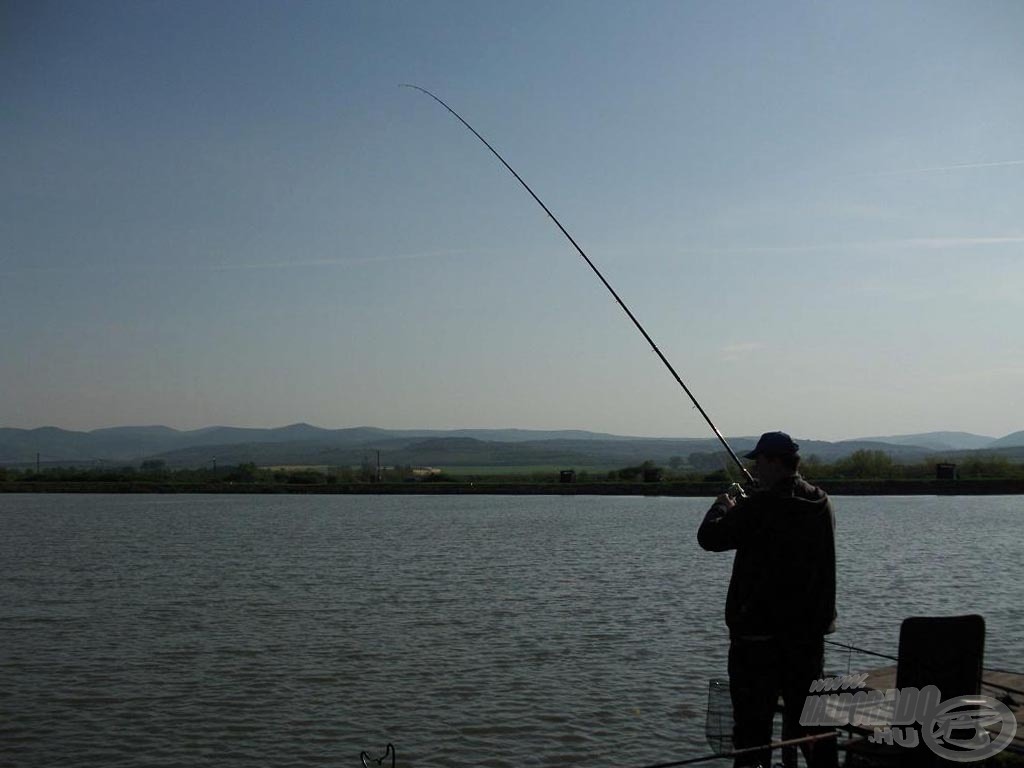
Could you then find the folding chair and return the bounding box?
[844,614,985,768]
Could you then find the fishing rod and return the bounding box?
[635,732,839,768]
[401,84,754,486]
[825,639,1024,697]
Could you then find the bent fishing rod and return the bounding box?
[402,84,753,486]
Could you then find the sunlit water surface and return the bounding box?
[1,493,1020,767]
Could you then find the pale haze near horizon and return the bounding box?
[2,0,1022,442]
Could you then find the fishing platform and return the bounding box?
[859,664,1024,756]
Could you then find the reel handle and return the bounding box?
[726,482,747,500]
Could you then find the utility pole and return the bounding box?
[37,453,41,473]
[376,449,381,482]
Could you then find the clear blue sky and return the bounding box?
[3,0,1022,440]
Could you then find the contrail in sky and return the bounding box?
[207,248,473,271]
[676,235,1024,255]
[864,159,1024,176]
[0,248,475,275]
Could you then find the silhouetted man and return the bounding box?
[697,431,837,768]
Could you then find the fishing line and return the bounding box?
[401,84,754,486]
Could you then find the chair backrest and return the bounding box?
[895,614,985,699]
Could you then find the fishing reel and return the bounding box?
[725,482,747,500]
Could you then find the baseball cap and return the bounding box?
[743,431,799,459]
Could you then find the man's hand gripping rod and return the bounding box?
[402,84,754,487]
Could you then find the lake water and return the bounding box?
[1,493,1021,767]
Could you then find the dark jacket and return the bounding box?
[697,474,836,639]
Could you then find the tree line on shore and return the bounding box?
[2,450,1022,486]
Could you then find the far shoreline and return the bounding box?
[2,479,1023,496]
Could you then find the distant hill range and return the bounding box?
[2,424,1023,470]
[853,431,1001,452]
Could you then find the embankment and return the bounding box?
[2,479,1023,495]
